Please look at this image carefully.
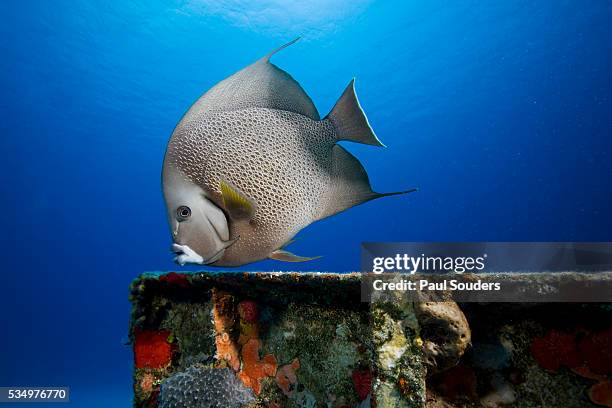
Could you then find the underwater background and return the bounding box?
[1,0,611,406]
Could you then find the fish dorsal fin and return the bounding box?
[319,145,417,219]
[261,37,301,63]
[219,180,255,220]
[189,38,320,120]
[325,79,385,147]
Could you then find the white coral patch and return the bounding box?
[378,320,408,370]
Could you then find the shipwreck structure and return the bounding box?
[129,272,612,407]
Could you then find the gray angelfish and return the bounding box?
[162,38,416,266]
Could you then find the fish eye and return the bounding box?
[176,206,191,221]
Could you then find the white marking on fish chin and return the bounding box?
[173,243,204,265]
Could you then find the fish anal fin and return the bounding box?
[219,180,255,220]
[319,145,416,219]
[325,79,385,147]
[269,249,321,263]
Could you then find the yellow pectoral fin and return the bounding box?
[269,249,321,263]
[219,180,255,220]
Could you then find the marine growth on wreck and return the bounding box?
[130,271,612,408]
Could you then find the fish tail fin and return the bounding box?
[375,188,418,199]
[325,78,385,147]
[318,145,415,219]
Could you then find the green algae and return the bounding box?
[159,302,215,369]
[260,303,370,406]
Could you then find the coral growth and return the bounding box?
[238,300,259,323]
[372,301,426,408]
[398,377,411,396]
[531,327,612,407]
[140,372,155,394]
[161,302,214,370]
[531,328,612,374]
[571,365,607,381]
[134,329,173,369]
[238,300,260,345]
[212,295,282,397]
[578,328,612,408]
[352,369,372,401]
[588,380,612,408]
[415,301,470,374]
[238,338,277,395]
[579,327,612,375]
[216,331,240,371]
[158,272,190,288]
[212,290,236,333]
[430,364,477,402]
[159,366,254,408]
[212,290,240,371]
[276,358,300,397]
[263,302,368,406]
[531,329,580,371]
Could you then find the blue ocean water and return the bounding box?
[1,1,611,406]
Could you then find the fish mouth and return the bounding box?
[171,243,224,266]
[171,243,204,266]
